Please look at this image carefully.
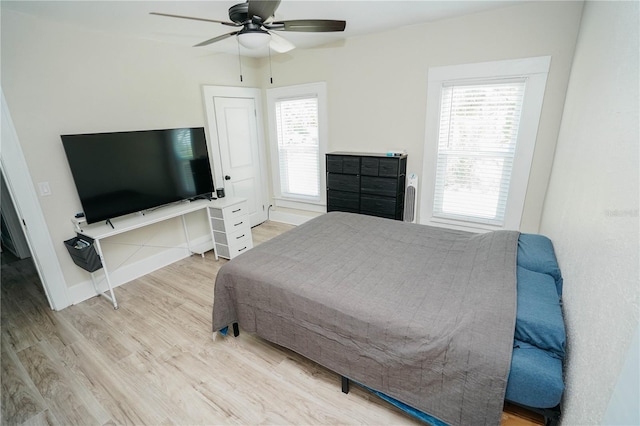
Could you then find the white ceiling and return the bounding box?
[1,0,525,57]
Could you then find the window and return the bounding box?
[267,83,327,212]
[421,57,550,231]
[275,97,319,199]
[434,80,525,225]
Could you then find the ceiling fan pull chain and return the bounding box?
[237,38,243,82]
[268,48,273,84]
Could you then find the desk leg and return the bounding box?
[92,239,119,310]
[181,215,196,256]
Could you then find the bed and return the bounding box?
[212,212,565,425]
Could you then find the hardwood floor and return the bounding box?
[1,221,543,425]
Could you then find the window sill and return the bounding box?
[274,198,326,213]
[425,216,507,233]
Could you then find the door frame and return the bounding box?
[1,90,70,310]
[201,85,269,225]
[1,172,32,259]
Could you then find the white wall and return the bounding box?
[259,1,584,232]
[602,326,640,425]
[1,8,262,297]
[539,1,639,424]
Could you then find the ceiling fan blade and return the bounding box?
[150,12,239,27]
[194,31,240,47]
[268,31,295,53]
[266,19,346,32]
[247,0,281,21]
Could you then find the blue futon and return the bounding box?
[504,233,565,425]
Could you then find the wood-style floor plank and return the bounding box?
[1,220,543,426]
[16,340,112,425]
[58,338,165,425]
[0,335,48,425]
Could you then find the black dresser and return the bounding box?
[326,152,407,221]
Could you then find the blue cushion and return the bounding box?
[515,267,566,358]
[518,234,563,295]
[506,340,565,408]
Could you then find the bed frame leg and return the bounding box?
[545,405,561,426]
[341,376,350,394]
[232,322,239,337]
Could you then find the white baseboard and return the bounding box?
[268,210,319,226]
[68,235,213,305]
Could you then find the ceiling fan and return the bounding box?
[150,0,346,53]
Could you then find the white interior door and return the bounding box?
[203,86,268,227]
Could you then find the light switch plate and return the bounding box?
[38,181,52,196]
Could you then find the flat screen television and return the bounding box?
[62,127,215,224]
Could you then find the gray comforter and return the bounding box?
[212,212,519,425]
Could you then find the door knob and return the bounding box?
[225,175,231,180]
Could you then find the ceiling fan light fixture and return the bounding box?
[152,0,346,52]
[237,30,271,49]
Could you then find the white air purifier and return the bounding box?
[404,173,418,223]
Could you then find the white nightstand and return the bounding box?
[209,198,253,260]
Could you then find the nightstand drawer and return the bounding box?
[212,215,250,233]
[210,200,248,221]
[227,216,249,233]
[228,230,252,256]
[228,226,251,246]
[212,224,250,245]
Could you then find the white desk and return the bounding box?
[75,197,246,309]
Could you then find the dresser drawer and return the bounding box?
[360,176,399,197]
[327,156,343,173]
[378,158,400,177]
[360,194,397,217]
[327,155,360,174]
[361,157,400,177]
[360,157,379,176]
[327,173,360,193]
[327,190,359,212]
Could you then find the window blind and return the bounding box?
[274,96,320,200]
[433,80,526,225]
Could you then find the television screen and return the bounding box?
[62,127,215,224]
